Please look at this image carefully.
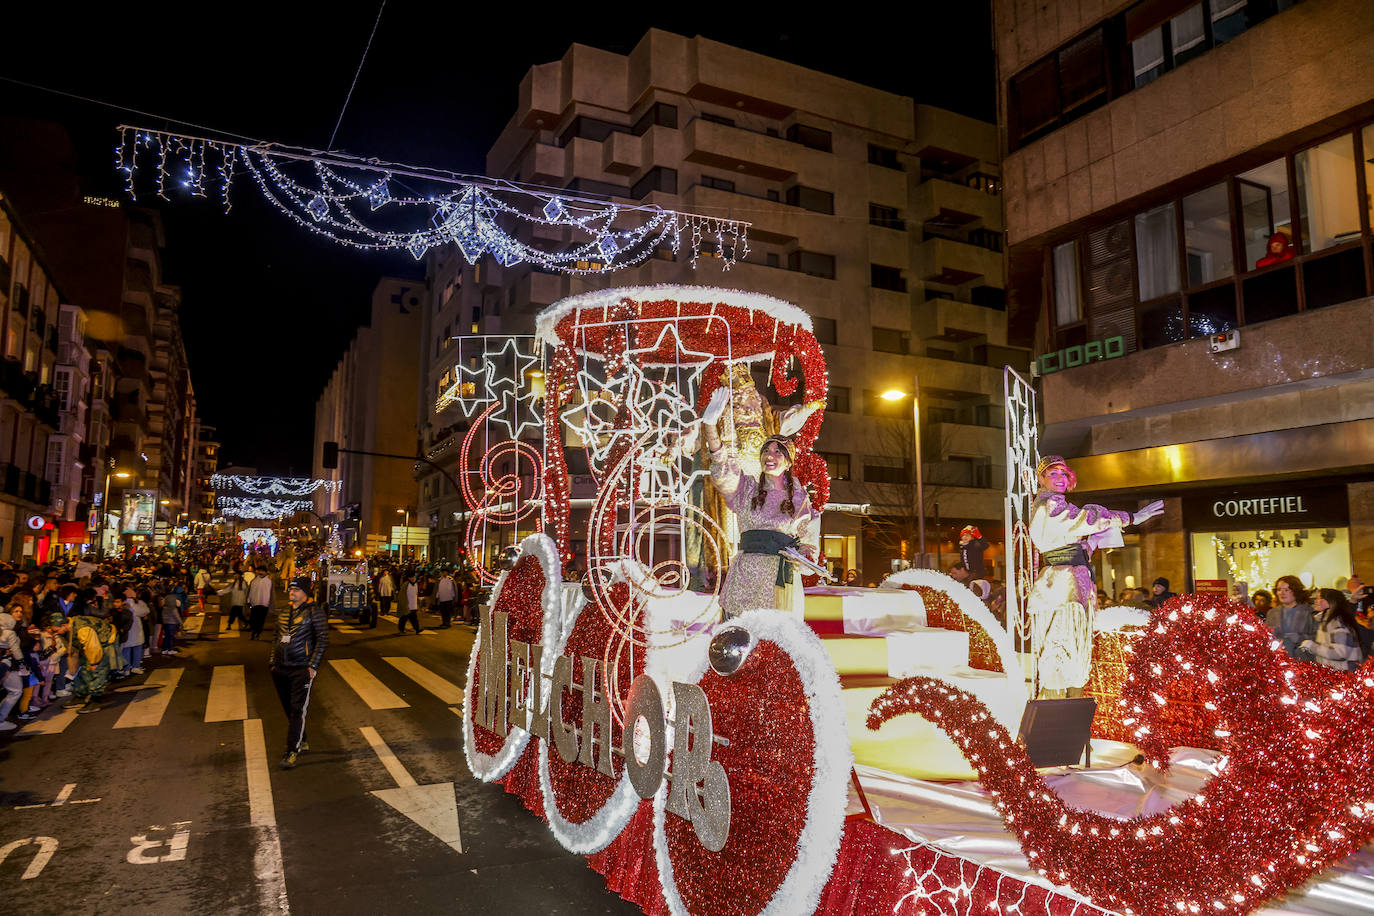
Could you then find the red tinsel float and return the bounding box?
[868,594,1374,916]
[468,555,547,756]
[1084,629,1219,749]
[662,641,816,915]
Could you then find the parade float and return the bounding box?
[455,287,1374,916]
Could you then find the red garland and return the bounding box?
[544,582,643,823]
[899,584,1004,673]
[468,556,547,756]
[663,641,817,916]
[1084,629,1220,750]
[868,594,1374,916]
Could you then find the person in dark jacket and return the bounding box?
[271,576,328,770]
[1149,577,1177,608]
[959,526,989,579]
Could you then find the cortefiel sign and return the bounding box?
[1183,484,1348,530]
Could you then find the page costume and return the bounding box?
[1027,490,1132,692]
[710,446,821,618]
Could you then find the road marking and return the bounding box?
[205,665,247,722]
[335,625,362,634]
[182,614,207,637]
[244,718,290,913]
[114,669,183,729]
[218,622,241,639]
[384,657,464,704]
[0,837,58,879]
[328,659,408,709]
[18,704,79,736]
[360,726,463,853]
[127,821,191,864]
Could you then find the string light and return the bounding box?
[217,496,314,518]
[210,474,341,496]
[115,126,749,274]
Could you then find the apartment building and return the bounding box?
[416,29,1023,577]
[995,0,1373,595]
[188,421,220,523]
[0,193,65,560]
[313,277,425,553]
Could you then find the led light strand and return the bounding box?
[217,496,315,518]
[116,126,749,274]
[210,474,342,496]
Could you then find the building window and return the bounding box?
[700,112,735,127]
[828,386,851,413]
[1052,241,1082,327]
[786,123,832,152]
[863,455,909,485]
[868,144,902,170]
[631,166,677,199]
[1295,134,1360,255]
[1135,203,1181,301]
[813,317,837,345]
[1238,158,1293,270]
[557,115,626,147]
[701,174,736,193]
[869,204,905,230]
[870,264,907,293]
[871,327,909,354]
[787,250,836,279]
[53,367,72,411]
[818,451,851,481]
[632,102,677,135]
[785,185,834,214]
[1182,184,1235,287]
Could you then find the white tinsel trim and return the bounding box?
[1095,604,1151,633]
[654,610,852,916]
[880,568,1028,727]
[534,285,813,347]
[463,533,567,782]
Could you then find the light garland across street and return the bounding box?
[217,496,315,519]
[115,126,750,273]
[210,474,341,496]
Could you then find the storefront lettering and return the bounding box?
[1217,537,1305,550]
[1037,336,1125,375]
[474,610,731,851]
[1211,497,1307,519]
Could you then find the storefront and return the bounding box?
[1184,483,1352,598]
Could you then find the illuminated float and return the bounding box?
[457,287,1374,916]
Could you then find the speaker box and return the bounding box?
[1017,697,1097,768]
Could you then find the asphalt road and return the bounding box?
[0,590,640,915]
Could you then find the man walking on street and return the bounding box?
[247,566,273,640]
[435,568,456,629]
[271,577,328,770]
[376,568,394,618]
[397,574,422,634]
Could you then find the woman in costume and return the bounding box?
[1026,455,1163,697]
[702,408,821,618]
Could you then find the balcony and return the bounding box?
[912,355,1001,400]
[601,131,640,176]
[913,238,1004,287]
[914,297,1009,346]
[526,142,567,184]
[923,422,1004,461]
[912,178,1001,231]
[682,118,801,182]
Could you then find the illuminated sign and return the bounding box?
[1183,484,1347,530]
[1037,335,1125,375]
[121,490,158,534]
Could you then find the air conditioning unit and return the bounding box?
[1208,330,1240,353]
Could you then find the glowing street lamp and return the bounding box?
[880,379,926,568]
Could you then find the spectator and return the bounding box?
[1149,577,1177,608]
[843,569,859,587]
[1251,588,1274,621]
[225,571,250,632]
[959,526,989,578]
[160,587,183,656]
[397,575,423,634]
[194,565,212,612]
[123,586,149,675]
[435,568,456,629]
[247,569,273,640]
[948,561,970,584]
[1300,589,1364,672]
[1266,575,1317,660]
[0,609,26,730]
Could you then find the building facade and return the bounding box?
[995,0,1374,596]
[313,277,425,554]
[189,421,220,523]
[418,29,1024,579]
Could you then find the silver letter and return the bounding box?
[622,675,666,799]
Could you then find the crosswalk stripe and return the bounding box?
[383,657,464,704]
[21,704,80,735]
[375,614,437,635]
[206,665,248,722]
[327,659,409,709]
[182,615,208,637]
[114,668,184,729]
[335,625,362,634]
[219,622,241,639]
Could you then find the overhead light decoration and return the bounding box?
[218,496,314,518]
[210,474,341,496]
[115,127,750,274]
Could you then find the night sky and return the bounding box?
[0,4,994,472]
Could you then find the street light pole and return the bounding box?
[911,374,926,569]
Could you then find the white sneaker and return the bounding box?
[54,688,72,698]
[131,667,145,674]
[0,721,17,731]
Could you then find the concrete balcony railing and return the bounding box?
[601,131,640,176]
[912,354,1001,399]
[912,178,1002,230]
[914,297,1009,347]
[682,118,804,182]
[924,421,1004,461]
[913,237,1005,287]
[526,142,567,184]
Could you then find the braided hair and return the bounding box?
[751,436,797,516]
